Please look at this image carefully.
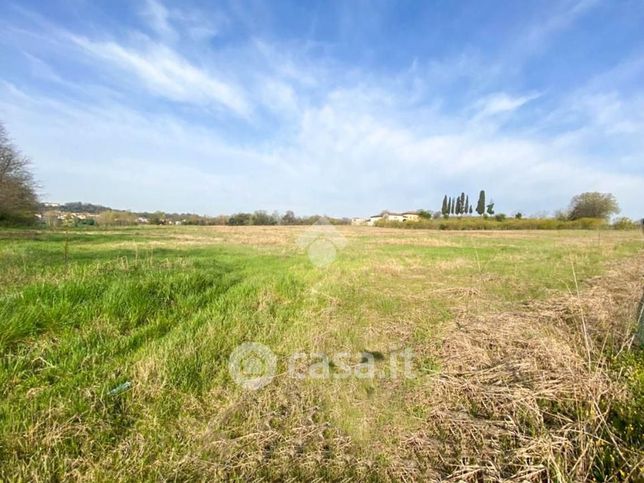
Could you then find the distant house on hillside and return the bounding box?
[364,211,420,225]
[402,212,420,222]
[385,212,405,222]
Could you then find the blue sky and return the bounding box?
[1,0,643,217]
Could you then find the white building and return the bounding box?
[402,212,420,222]
[386,213,405,222]
[359,211,422,226]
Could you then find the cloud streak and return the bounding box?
[69,34,251,118]
[474,92,541,118]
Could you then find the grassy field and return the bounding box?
[1,226,642,481]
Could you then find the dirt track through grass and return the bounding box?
[0,227,642,480]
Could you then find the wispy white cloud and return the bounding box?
[512,0,601,59]
[474,92,541,118]
[142,0,174,40]
[69,34,251,118]
[22,52,65,85]
[140,0,224,42]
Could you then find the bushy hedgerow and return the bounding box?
[374,217,615,230]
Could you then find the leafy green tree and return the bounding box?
[251,210,278,225]
[228,213,252,225]
[476,190,485,216]
[148,211,166,225]
[567,192,619,220]
[281,210,297,225]
[486,202,495,215]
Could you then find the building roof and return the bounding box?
[369,211,418,218]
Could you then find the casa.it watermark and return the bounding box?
[297,217,347,268]
[228,342,415,390]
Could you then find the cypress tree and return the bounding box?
[441,195,448,215]
[451,197,456,215]
[469,205,473,215]
[476,190,486,216]
[465,195,469,215]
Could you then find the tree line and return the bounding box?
[226,211,349,226]
[441,190,495,217]
[436,190,623,222]
[40,205,351,227]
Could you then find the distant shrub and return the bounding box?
[568,217,607,229]
[228,213,253,225]
[554,210,569,221]
[495,213,506,222]
[612,217,637,230]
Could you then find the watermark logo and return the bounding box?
[297,217,347,268]
[228,342,277,390]
[229,343,414,390]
